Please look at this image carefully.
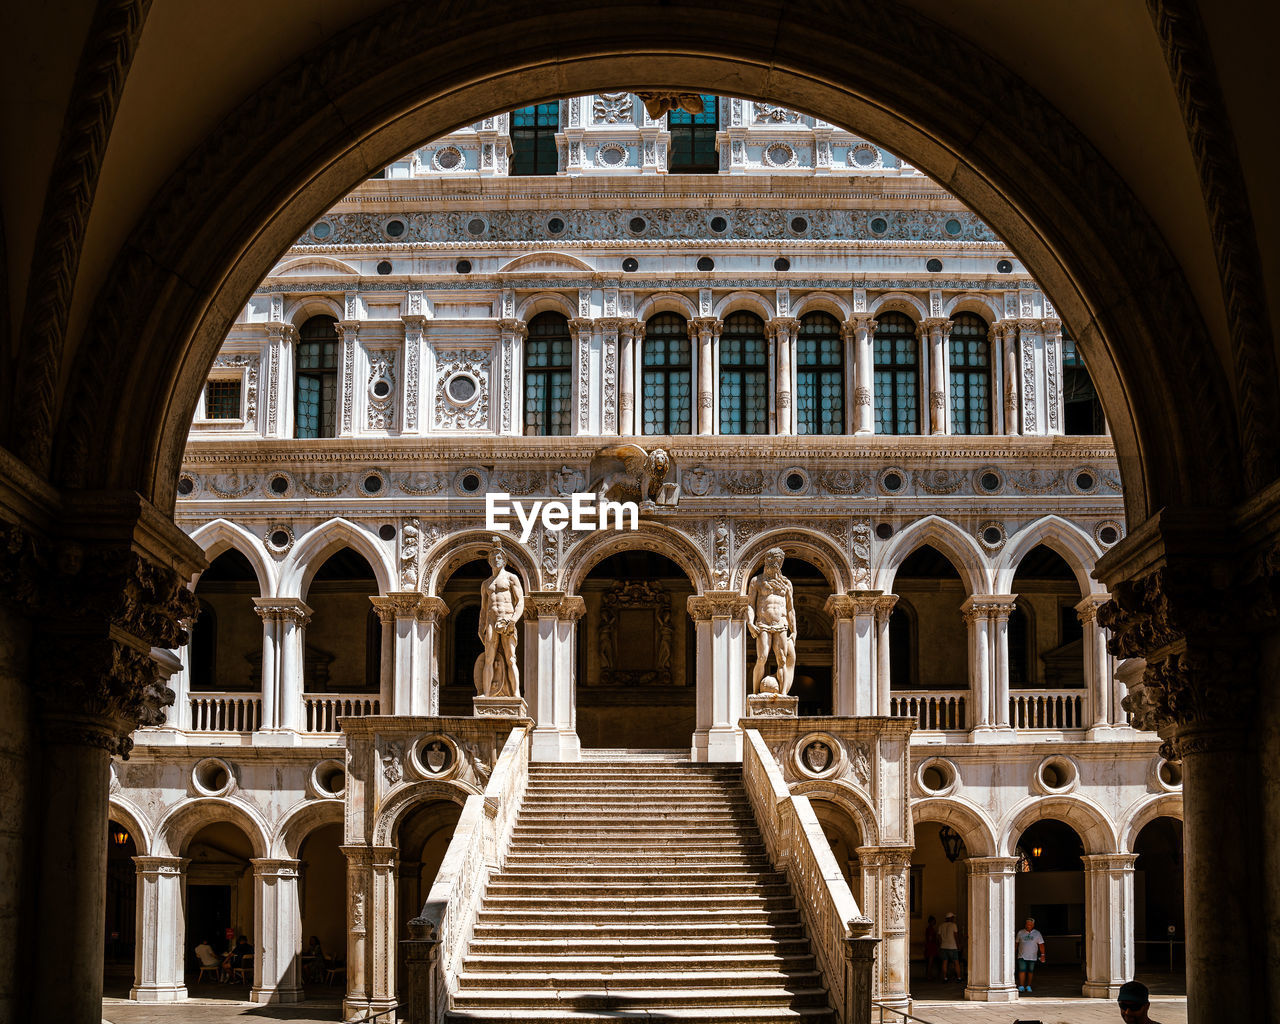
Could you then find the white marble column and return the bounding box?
[845,316,877,435]
[130,857,189,1002]
[496,319,526,436]
[618,320,639,435]
[963,596,1016,736]
[417,596,448,716]
[1077,593,1114,732]
[251,858,303,1004]
[875,595,897,715]
[857,847,911,1010]
[254,598,312,730]
[923,318,951,434]
[1082,854,1137,998]
[368,847,399,1013]
[961,598,992,731]
[691,318,720,435]
[964,857,1020,1001]
[525,593,584,761]
[990,599,1014,729]
[996,324,1017,436]
[769,317,798,435]
[826,592,880,716]
[342,846,373,1019]
[687,593,748,762]
[370,594,448,716]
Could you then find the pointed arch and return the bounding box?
[155,797,271,859]
[1001,794,1119,856]
[713,290,775,321]
[514,291,577,322]
[108,796,154,857]
[911,797,998,857]
[868,292,928,320]
[189,518,275,597]
[875,515,991,595]
[423,529,541,596]
[996,515,1104,595]
[561,522,712,595]
[278,517,396,598]
[271,798,345,858]
[1120,792,1184,854]
[635,291,698,321]
[732,529,853,594]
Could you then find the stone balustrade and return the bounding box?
[888,690,967,730]
[1009,688,1086,730]
[304,694,380,732]
[188,692,262,732]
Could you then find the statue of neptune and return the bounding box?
[477,538,525,697]
[745,547,797,695]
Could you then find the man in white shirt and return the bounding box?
[194,937,223,981]
[937,911,962,982]
[1015,917,1045,993]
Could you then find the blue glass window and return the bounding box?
[524,312,573,435]
[719,311,768,435]
[642,313,692,434]
[511,103,559,176]
[668,95,719,173]
[295,316,339,438]
[949,312,992,434]
[797,312,844,434]
[873,311,919,434]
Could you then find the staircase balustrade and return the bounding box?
[742,729,879,1024]
[403,724,530,1023]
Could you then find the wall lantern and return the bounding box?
[111,828,129,847]
[1031,845,1043,859]
[938,826,966,863]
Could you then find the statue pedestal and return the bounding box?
[473,696,529,718]
[746,693,799,718]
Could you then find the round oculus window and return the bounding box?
[376,260,393,275]
[601,146,626,165]
[945,218,963,236]
[882,472,903,492]
[774,257,791,272]
[270,529,291,549]
[870,217,888,234]
[926,258,944,272]
[790,216,809,233]
[372,379,391,398]
[363,475,383,494]
[997,259,1014,273]
[447,375,477,403]
[1099,525,1119,545]
[785,472,805,492]
[177,476,195,496]
[385,219,406,238]
[378,524,396,541]
[311,221,332,239]
[461,473,481,493]
[875,522,894,540]
[466,217,486,236]
[852,146,878,167]
[629,216,647,233]
[980,472,1001,492]
[1076,472,1096,491]
[697,256,714,272]
[435,147,462,169]
[710,216,728,232]
[455,259,472,274]
[622,257,639,273]
[983,526,1003,545]
[269,475,289,495]
[547,217,565,234]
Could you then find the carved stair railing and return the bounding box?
[742,728,880,1024]
[403,723,531,1023]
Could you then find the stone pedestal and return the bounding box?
[746,693,798,718]
[473,696,529,718]
[130,857,189,1002]
[251,858,303,1004]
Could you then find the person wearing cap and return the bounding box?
[1117,980,1164,1023]
[937,911,962,982]
[1015,916,1045,993]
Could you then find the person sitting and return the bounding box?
[225,935,253,982]
[194,937,223,982]
[302,935,326,983]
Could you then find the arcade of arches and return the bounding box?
[1,4,1277,1024]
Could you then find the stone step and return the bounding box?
[500,856,773,870]
[450,986,831,1010]
[493,866,782,880]
[459,953,819,971]
[469,922,808,941]
[484,881,792,897]
[455,969,825,990]
[480,895,798,912]
[474,909,803,928]
[445,1006,836,1023]
[510,829,761,842]
[464,937,816,957]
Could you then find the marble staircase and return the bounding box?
[445,755,837,1022]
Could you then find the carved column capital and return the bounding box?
[416,595,450,624]
[254,596,313,626]
[1075,592,1110,623]
[686,591,750,621]
[825,590,882,619]
[525,591,585,621]
[842,316,877,340]
[568,317,594,340]
[961,594,1017,623]
[921,317,951,338]
[369,592,422,622]
[251,857,302,879]
[766,317,799,340]
[690,317,723,339]
[497,318,527,339]
[874,594,899,622]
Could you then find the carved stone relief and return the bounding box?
[433,348,492,430]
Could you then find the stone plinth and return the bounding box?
[746,693,799,718]
[473,696,529,719]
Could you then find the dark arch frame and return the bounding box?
[33,0,1249,527]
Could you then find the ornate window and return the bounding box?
[642,313,693,434]
[1062,333,1106,434]
[797,312,844,434]
[719,311,768,435]
[524,312,573,436]
[668,94,719,173]
[948,312,992,434]
[295,315,339,438]
[511,103,559,175]
[873,311,919,434]
[204,378,242,420]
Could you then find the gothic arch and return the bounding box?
[713,290,775,321]
[423,529,540,596]
[1120,793,1184,854]
[911,797,999,858]
[278,517,396,598]
[995,514,1105,596]
[561,522,711,594]
[371,780,475,847]
[874,515,991,596]
[271,798,344,859]
[155,797,271,859]
[732,529,852,593]
[1001,794,1119,857]
[108,796,154,857]
[635,291,698,322]
[867,292,928,321]
[789,779,880,849]
[189,518,275,597]
[792,292,851,321]
[514,291,577,322]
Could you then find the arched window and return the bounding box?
[949,312,992,434]
[667,94,719,173]
[511,103,559,175]
[295,315,339,438]
[719,311,768,435]
[524,312,573,436]
[1062,332,1106,434]
[642,313,693,434]
[873,311,919,434]
[797,312,845,434]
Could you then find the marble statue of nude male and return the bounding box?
[478,539,525,697]
[745,547,797,695]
